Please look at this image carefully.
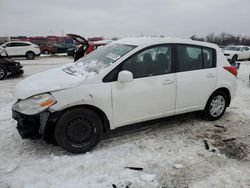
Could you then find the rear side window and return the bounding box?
[177,45,202,72]
[203,48,213,68]
[177,45,216,72]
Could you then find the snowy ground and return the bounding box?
[0,56,250,188]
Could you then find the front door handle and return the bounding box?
[163,79,174,85]
[207,73,215,78]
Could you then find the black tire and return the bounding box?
[231,54,238,62]
[43,50,49,55]
[203,91,228,121]
[54,108,103,153]
[0,65,7,80]
[26,51,35,60]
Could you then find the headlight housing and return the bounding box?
[13,93,56,115]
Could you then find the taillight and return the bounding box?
[223,66,237,77]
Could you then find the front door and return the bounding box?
[111,45,177,127]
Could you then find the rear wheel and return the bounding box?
[203,91,228,120]
[54,108,103,153]
[26,51,35,60]
[0,66,7,80]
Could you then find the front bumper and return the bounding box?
[12,109,60,140]
[8,63,23,76]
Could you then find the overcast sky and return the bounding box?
[0,0,249,39]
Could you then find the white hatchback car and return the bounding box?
[0,41,41,60]
[12,37,237,153]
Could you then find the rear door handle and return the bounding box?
[207,73,215,78]
[163,79,174,85]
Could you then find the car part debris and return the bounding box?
[214,125,226,129]
[223,138,236,142]
[203,139,210,150]
[210,149,216,153]
[125,167,143,171]
[174,164,184,169]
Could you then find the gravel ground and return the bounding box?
[0,56,249,188]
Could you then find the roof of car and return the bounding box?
[7,41,32,44]
[115,37,218,49]
[229,45,249,48]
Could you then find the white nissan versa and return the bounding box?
[12,37,237,153]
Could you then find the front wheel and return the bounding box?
[54,108,103,153]
[203,91,228,120]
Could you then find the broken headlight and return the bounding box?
[13,93,56,115]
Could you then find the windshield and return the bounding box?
[224,46,241,51]
[62,43,136,76]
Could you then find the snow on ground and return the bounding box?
[0,57,250,188]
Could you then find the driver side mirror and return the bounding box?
[118,70,133,83]
[2,46,6,48]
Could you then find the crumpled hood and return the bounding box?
[14,67,86,99]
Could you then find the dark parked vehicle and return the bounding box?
[66,46,78,56]
[53,43,77,54]
[0,50,24,80]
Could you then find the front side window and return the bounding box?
[122,45,172,79]
[62,43,136,76]
[177,45,203,72]
[5,43,13,47]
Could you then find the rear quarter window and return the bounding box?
[176,44,216,72]
[177,45,203,72]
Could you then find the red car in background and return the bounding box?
[35,42,57,54]
[66,34,112,61]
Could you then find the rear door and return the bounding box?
[175,44,217,114]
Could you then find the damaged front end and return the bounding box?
[12,93,59,140]
[12,109,62,141]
